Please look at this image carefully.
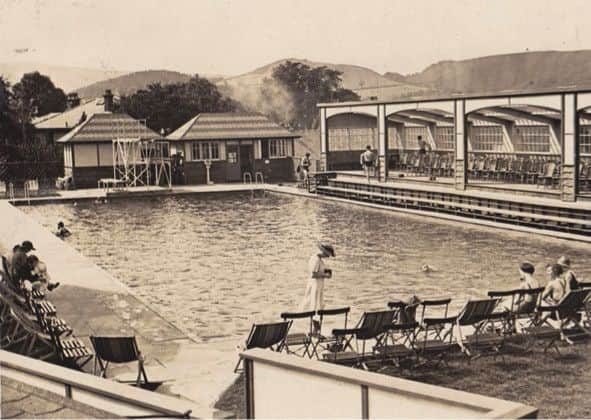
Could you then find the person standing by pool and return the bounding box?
[300,152,312,187]
[360,146,376,183]
[299,244,335,332]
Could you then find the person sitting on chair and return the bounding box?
[557,255,579,293]
[22,255,59,293]
[512,262,539,313]
[10,241,35,289]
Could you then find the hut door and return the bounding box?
[240,144,254,177]
[226,144,241,182]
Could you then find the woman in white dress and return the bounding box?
[299,244,335,329]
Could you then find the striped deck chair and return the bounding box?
[524,289,591,354]
[323,309,397,370]
[280,310,316,357]
[49,327,93,369]
[90,336,156,388]
[455,298,505,360]
[235,321,292,372]
[32,301,72,337]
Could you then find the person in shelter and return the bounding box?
[417,135,430,155]
[360,145,376,182]
[299,244,335,333]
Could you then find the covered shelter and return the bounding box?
[166,113,300,184]
[318,88,591,202]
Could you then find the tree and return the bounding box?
[0,76,20,145]
[11,72,67,144]
[120,75,239,132]
[266,61,360,129]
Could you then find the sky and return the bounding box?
[1,0,591,76]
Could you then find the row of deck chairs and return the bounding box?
[467,156,562,187]
[0,256,152,388]
[237,286,591,372]
[391,152,455,177]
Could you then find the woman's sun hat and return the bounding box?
[318,243,335,257]
[557,256,571,268]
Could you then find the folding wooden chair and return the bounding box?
[280,310,315,357]
[50,327,93,370]
[323,309,397,370]
[455,298,506,361]
[90,336,154,388]
[524,289,591,354]
[488,287,545,335]
[234,321,292,372]
[415,298,458,366]
[308,307,350,359]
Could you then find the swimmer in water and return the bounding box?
[55,221,71,239]
[421,264,433,273]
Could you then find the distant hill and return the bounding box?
[75,70,194,98]
[222,58,428,100]
[0,62,125,93]
[385,50,591,94]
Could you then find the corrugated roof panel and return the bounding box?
[56,113,160,143]
[167,113,299,141]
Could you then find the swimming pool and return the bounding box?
[23,192,591,343]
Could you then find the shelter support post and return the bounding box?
[561,93,578,202]
[320,108,328,171]
[454,99,467,190]
[378,104,388,181]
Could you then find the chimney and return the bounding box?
[103,89,114,112]
[66,92,81,109]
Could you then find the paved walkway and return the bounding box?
[0,201,235,417]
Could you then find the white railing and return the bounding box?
[254,172,264,185]
[0,349,222,418]
[240,348,538,419]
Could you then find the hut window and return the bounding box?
[191,142,220,161]
[268,139,291,158]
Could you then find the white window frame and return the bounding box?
[267,139,293,158]
[190,142,222,161]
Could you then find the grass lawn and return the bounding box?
[215,339,591,418]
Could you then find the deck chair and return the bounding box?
[414,298,458,366]
[280,310,315,357]
[90,336,155,388]
[323,309,397,370]
[455,298,505,360]
[488,287,545,335]
[32,301,72,337]
[234,321,292,372]
[524,289,591,354]
[50,327,93,370]
[308,307,350,359]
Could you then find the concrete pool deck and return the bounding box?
[0,200,236,417]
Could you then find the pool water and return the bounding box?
[23,192,591,343]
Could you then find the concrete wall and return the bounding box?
[242,349,538,419]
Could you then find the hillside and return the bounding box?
[75,70,195,98]
[387,50,591,94]
[0,62,125,93]
[222,58,429,100]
